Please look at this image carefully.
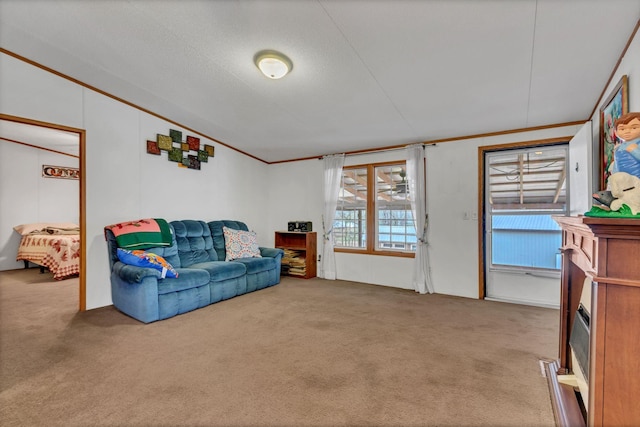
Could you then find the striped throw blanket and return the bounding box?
[105,218,172,250]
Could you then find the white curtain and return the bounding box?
[405,144,434,294]
[319,153,345,280]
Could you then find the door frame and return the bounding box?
[477,136,572,300]
[1,113,87,311]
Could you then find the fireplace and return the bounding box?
[568,278,591,413]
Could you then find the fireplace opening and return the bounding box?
[570,302,590,382]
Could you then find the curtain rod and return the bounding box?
[320,142,436,159]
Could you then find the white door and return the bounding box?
[568,122,593,215]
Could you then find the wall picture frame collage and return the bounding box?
[146,129,215,170]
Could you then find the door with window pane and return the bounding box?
[484,145,568,306]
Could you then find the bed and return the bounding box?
[14,223,80,280]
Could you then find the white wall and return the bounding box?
[266,159,323,244]
[432,128,579,304]
[0,143,79,270]
[1,53,269,309]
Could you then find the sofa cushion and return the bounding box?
[189,261,246,282]
[232,257,277,275]
[222,226,261,261]
[157,268,210,295]
[208,220,249,262]
[171,220,218,266]
[117,248,178,278]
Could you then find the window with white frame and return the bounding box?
[334,162,416,256]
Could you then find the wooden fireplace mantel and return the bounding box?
[548,215,640,427]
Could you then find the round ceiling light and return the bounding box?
[254,50,292,79]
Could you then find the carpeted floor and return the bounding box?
[0,269,558,426]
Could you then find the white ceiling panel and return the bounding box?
[528,0,640,125]
[321,0,539,140]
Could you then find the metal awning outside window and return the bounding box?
[488,147,567,212]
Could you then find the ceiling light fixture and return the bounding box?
[254,50,292,79]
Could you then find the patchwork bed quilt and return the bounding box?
[17,233,80,280]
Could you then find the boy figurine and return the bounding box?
[593,112,640,210]
[612,112,640,179]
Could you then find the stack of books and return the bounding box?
[282,248,307,277]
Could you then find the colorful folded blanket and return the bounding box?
[105,218,172,250]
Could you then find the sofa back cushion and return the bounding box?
[105,222,181,269]
[208,220,249,262]
[171,220,218,267]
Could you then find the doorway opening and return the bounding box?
[0,113,86,311]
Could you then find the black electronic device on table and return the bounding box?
[287,221,312,232]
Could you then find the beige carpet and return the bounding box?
[0,269,558,427]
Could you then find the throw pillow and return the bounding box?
[14,222,79,236]
[117,248,178,279]
[222,226,262,261]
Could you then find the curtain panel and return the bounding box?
[405,144,434,294]
[320,153,345,280]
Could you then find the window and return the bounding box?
[486,145,568,272]
[334,162,416,257]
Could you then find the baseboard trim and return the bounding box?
[484,296,559,309]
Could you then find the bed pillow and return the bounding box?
[222,226,262,261]
[116,248,178,279]
[14,222,79,236]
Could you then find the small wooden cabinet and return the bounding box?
[549,216,640,427]
[274,231,317,279]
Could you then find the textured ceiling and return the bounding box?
[1,0,639,163]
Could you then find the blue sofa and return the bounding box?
[105,219,283,323]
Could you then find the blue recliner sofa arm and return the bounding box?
[260,247,284,286]
[112,261,162,283]
[110,261,162,323]
[261,246,284,273]
[260,247,284,260]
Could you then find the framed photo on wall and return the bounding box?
[599,75,628,190]
[42,165,80,180]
